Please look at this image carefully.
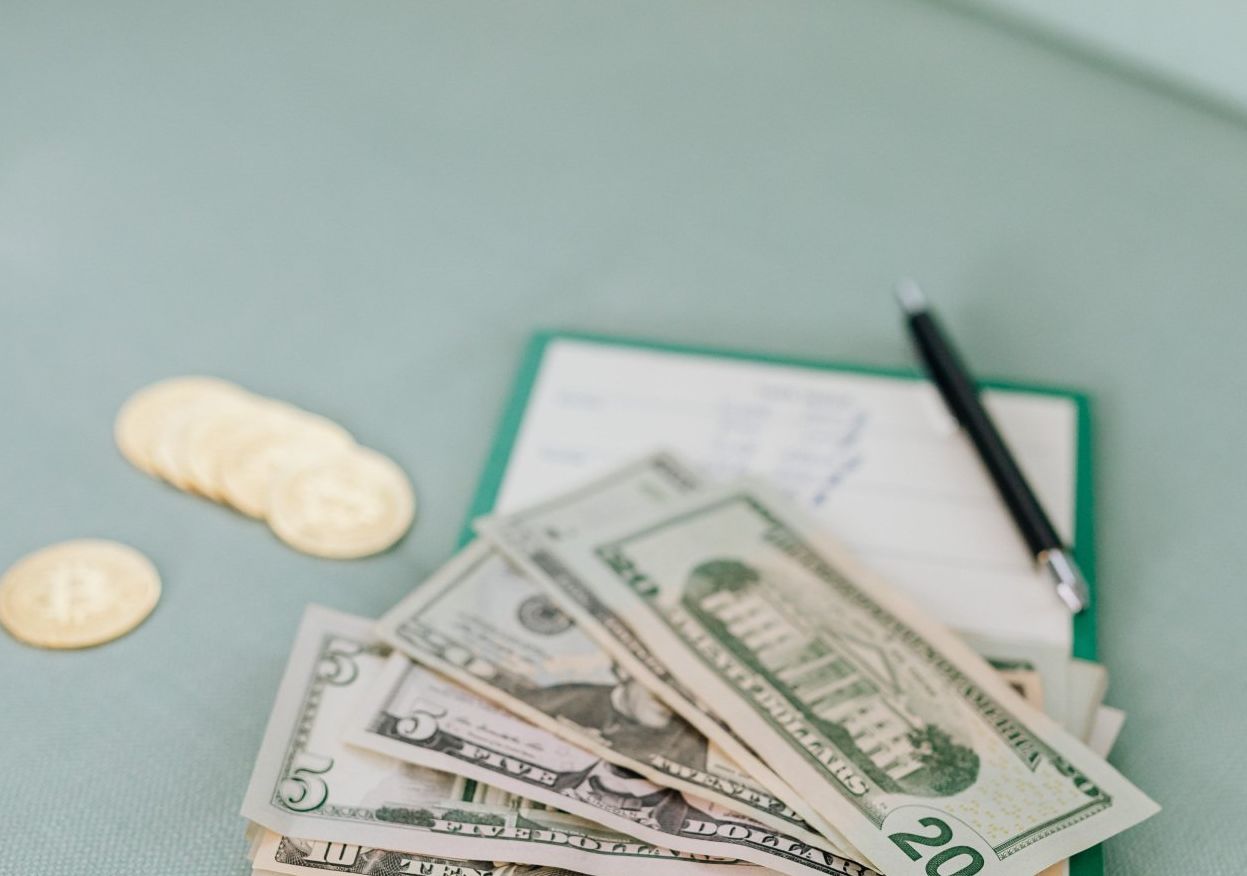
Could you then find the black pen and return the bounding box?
[895,280,1090,613]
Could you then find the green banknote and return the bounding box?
[989,664,1115,876]
[485,477,1158,876]
[240,606,754,876]
[346,653,878,876]
[249,830,578,876]
[375,536,847,856]
[475,453,856,856]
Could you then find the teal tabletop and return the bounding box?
[2,1,1244,874]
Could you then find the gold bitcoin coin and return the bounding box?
[182,404,269,501]
[0,539,161,649]
[266,447,415,559]
[114,376,242,475]
[183,397,333,502]
[219,420,355,518]
[149,390,261,494]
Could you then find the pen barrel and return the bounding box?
[908,311,1063,557]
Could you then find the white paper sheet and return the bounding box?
[1086,705,1127,758]
[494,338,1077,650]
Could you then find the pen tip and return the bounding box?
[894,279,928,315]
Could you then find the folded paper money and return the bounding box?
[480,455,1158,876]
[240,452,1155,876]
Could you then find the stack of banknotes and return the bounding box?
[242,452,1157,876]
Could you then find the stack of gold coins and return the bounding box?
[114,377,415,558]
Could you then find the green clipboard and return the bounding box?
[461,328,1102,876]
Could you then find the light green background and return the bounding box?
[960,0,1247,117]
[1,1,1243,874]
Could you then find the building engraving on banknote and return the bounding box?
[478,456,869,857]
[533,483,1156,875]
[595,494,1107,840]
[379,540,820,843]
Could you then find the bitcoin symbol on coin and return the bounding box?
[39,561,115,627]
[300,469,388,530]
[267,448,415,560]
[0,540,161,649]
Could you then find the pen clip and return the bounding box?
[1041,548,1090,613]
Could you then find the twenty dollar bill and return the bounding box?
[376,537,846,855]
[475,453,857,856]
[486,478,1158,876]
